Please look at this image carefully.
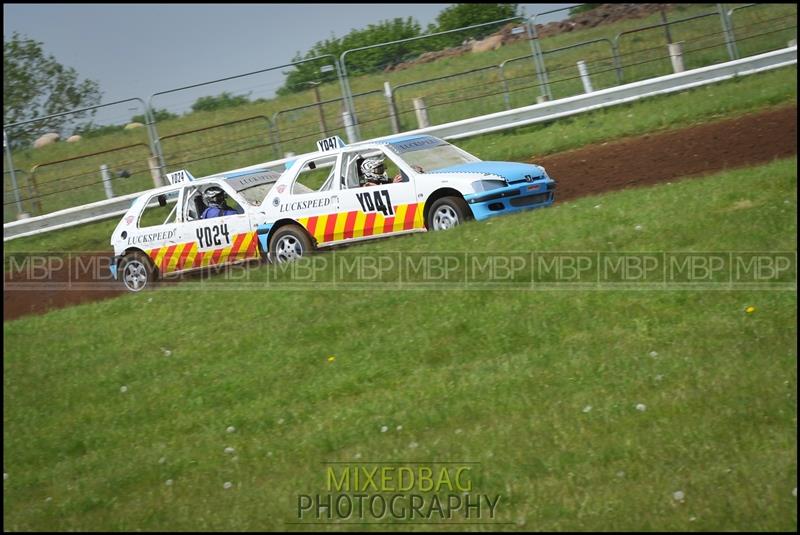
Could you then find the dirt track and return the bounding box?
[4,105,797,322]
[536,104,797,203]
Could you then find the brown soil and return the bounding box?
[536,104,797,203]
[3,104,797,322]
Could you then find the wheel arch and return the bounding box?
[264,218,317,251]
[118,247,158,288]
[120,247,159,279]
[423,188,473,224]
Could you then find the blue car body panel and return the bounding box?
[463,178,555,221]
[428,161,547,182]
[256,222,273,252]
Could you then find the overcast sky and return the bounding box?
[4,3,576,124]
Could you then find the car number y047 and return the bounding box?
[356,190,394,216]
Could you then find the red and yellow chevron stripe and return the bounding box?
[296,201,425,245]
[145,231,259,274]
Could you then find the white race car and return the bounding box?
[110,134,556,291]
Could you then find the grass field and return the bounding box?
[4,63,797,256]
[4,3,796,218]
[4,157,796,530]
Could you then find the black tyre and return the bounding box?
[119,252,155,292]
[269,224,314,263]
[426,196,471,231]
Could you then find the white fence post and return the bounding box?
[148,156,164,188]
[100,164,114,199]
[413,98,430,128]
[577,60,593,93]
[342,111,358,143]
[384,81,401,134]
[668,42,685,73]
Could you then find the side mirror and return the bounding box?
[158,194,167,207]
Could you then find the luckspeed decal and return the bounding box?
[145,231,259,274]
[296,202,425,244]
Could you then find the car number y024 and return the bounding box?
[196,223,231,248]
[356,189,394,217]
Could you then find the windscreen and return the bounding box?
[386,137,480,172]
[225,170,281,206]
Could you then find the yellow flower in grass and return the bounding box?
[745,306,756,314]
[327,356,336,363]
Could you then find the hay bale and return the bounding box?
[66,135,82,143]
[471,34,503,53]
[124,122,144,130]
[33,132,60,149]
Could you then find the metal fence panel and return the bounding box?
[539,39,619,100]
[27,143,154,216]
[730,3,798,58]
[615,10,723,84]
[148,55,343,176]
[272,90,384,157]
[160,116,280,177]
[393,65,508,129]
[339,16,539,139]
[3,98,153,220]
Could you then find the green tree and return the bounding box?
[278,17,424,96]
[3,32,102,147]
[131,107,178,124]
[432,4,519,48]
[190,92,250,113]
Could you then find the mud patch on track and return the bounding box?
[4,105,797,322]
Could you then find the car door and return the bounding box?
[132,188,182,274]
[273,154,344,247]
[336,147,422,242]
[175,181,259,272]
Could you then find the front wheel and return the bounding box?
[119,252,155,292]
[426,196,471,231]
[269,224,314,263]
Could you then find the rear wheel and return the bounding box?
[269,224,314,263]
[119,252,155,292]
[426,196,471,231]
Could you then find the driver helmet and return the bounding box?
[203,186,226,206]
[360,157,387,183]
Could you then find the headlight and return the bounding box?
[471,179,506,193]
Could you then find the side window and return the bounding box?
[138,191,179,228]
[382,157,405,183]
[343,149,405,189]
[292,161,336,195]
[186,183,245,220]
[225,193,243,213]
[343,153,366,189]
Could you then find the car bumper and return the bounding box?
[464,180,556,221]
